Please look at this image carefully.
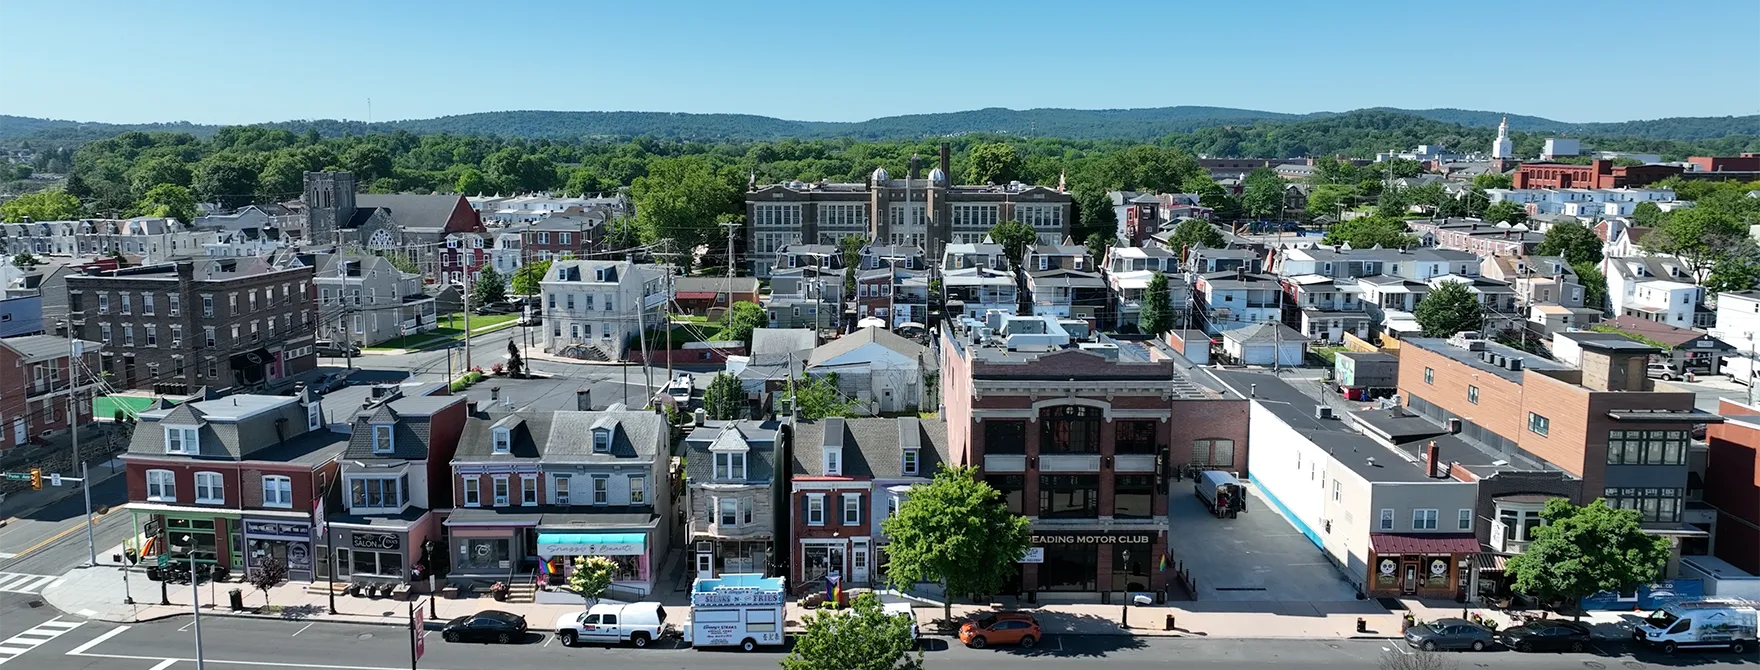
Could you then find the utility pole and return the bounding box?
[339,262,354,370]
[720,220,740,306]
[631,253,653,407]
[68,336,96,566]
[463,264,473,371]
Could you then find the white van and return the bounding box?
[882,602,920,641]
[1633,599,1758,654]
[554,602,669,648]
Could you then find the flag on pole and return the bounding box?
[1159,554,1169,573]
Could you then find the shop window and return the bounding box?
[1113,475,1155,519]
[986,475,1025,515]
[1040,544,1098,592]
[352,547,404,577]
[454,538,508,573]
[194,472,224,504]
[262,476,292,508]
[1116,421,1158,455]
[1111,542,1153,592]
[1039,475,1099,519]
[983,420,1027,455]
[1040,406,1101,454]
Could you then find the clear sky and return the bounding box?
[3,0,1757,126]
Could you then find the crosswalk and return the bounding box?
[0,616,83,665]
[0,572,59,595]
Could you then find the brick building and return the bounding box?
[941,313,1248,601]
[1703,399,1760,576]
[1511,160,1683,190]
[67,259,318,393]
[0,335,101,453]
[789,417,947,591]
[1687,154,1760,173]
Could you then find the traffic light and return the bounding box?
[29,467,41,491]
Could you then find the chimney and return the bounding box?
[467,399,479,414]
[909,154,921,181]
[1425,440,1441,478]
[939,143,951,180]
[575,388,592,412]
[693,408,706,427]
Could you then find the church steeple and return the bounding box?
[1492,115,1514,159]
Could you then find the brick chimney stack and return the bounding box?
[1426,440,1441,478]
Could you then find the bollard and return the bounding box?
[1165,614,1176,631]
[1121,605,1129,629]
[1356,617,1367,633]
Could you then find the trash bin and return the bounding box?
[228,588,244,611]
[1165,614,1176,631]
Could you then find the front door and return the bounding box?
[881,389,895,413]
[696,552,714,580]
[11,418,23,444]
[851,540,869,585]
[828,546,846,583]
[1402,563,1419,595]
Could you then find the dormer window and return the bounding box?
[714,452,747,481]
[372,424,394,454]
[492,427,511,454]
[825,449,841,476]
[903,448,920,476]
[165,426,198,455]
[593,429,611,453]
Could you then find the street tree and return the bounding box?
[249,556,289,607]
[965,142,1020,185]
[1571,262,1608,311]
[782,592,923,670]
[511,259,551,296]
[567,555,619,606]
[986,220,1037,271]
[881,465,1031,623]
[1535,220,1603,266]
[631,155,741,256]
[722,301,767,345]
[505,340,525,378]
[1305,183,1357,220]
[473,266,507,307]
[1138,271,1175,336]
[1483,200,1528,225]
[132,183,199,223]
[11,252,40,268]
[1240,167,1284,220]
[1505,499,1671,618]
[1322,216,1415,249]
[1413,280,1482,337]
[839,234,865,305]
[703,372,744,420]
[1631,201,1664,227]
[0,190,81,223]
[1184,176,1241,222]
[1165,218,1225,254]
[787,373,855,420]
[1083,232,1113,269]
[604,216,646,251]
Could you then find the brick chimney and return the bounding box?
[939,143,951,180]
[1425,440,1441,478]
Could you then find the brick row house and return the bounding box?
[684,418,785,580]
[788,417,946,591]
[0,335,101,453]
[122,390,343,581]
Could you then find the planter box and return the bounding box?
[392,584,412,601]
[441,586,459,599]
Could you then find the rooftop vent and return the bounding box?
[1315,405,1334,420]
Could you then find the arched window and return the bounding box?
[1040,405,1101,454]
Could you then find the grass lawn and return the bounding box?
[440,312,518,331]
[642,323,725,349]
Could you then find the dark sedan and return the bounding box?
[441,610,528,644]
[1499,620,1592,653]
[1405,618,1496,651]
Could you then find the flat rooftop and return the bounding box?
[1401,337,1573,383]
[1208,371,1442,484]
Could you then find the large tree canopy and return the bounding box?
[1414,280,1483,337]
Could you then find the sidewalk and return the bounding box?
[0,457,126,527]
[1400,598,1640,640]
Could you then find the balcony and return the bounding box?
[27,380,71,398]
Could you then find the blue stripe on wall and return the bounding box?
[1246,477,1324,549]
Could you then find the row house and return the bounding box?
[1103,246,1189,331]
[1109,191,1210,247]
[941,242,1007,271]
[314,254,437,347]
[487,226,527,278]
[0,335,101,453]
[1026,242,1091,273]
[1193,269,1283,335]
[522,210,611,263]
[447,402,671,597]
[942,268,1017,322]
[1028,269,1110,324]
[471,195,627,225]
[1282,275,1370,342]
[440,232,491,286]
[67,259,317,393]
[203,227,291,259]
[789,417,947,590]
[853,266,930,329]
[0,217,220,263]
[941,314,1249,600]
[123,391,344,581]
[1407,219,1543,257]
[324,386,467,586]
[684,418,785,579]
[674,276,762,316]
[1185,246,1262,275]
[764,266,842,331]
[540,260,667,360]
[774,244,845,274]
[1605,256,1711,330]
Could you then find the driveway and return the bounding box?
[1165,481,1362,603]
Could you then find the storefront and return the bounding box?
[326,514,438,584]
[443,509,541,577]
[128,506,242,570]
[242,518,315,581]
[1365,533,1479,599]
[536,530,657,596]
[1017,530,1167,602]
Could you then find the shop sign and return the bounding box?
[1019,547,1045,564]
[1376,558,1397,587]
[539,538,642,557]
[244,520,310,540]
[351,532,401,551]
[691,586,786,608]
[1030,533,1152,545]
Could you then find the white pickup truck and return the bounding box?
[554,602,669,648]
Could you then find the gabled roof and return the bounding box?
[791,417,949,479]
[1607,315,1732,349]
[683,419,783,484]
[355,194,468,231]
[1221,322,1309,345]
[807,326,929,368]
[542,410,667,463]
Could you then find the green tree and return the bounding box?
[1704,250,1760,294]
[881,465,1031,623]
[839,234,865,301]
[472,265,507,306]
[511,259,551,296]
[1571,262,1608,311]
[1631,201,1664,227]
[965,142,1020,185]
[342,144,394,183]
[631,155,740,255]
[12,252,41,268]
[788,373,855,419]
[127,155,191,195]
[387,254,420,275]
[986,220,1037,271]
[1505,499,1670,618]
[193,153,260,209]
[131,183,198,222]
[1138,271,1175,336]
[1183,176,1240,221]
[1534,220,1603,266]
[1305,184,1356,220]
[1643,207,1749,281]
[1240,167,1284,220]
[1165,218,1225,253]
[1471,173,1513,190]
[563,167,603,197]
[566,555,619,606]
[703,372,744,420]
[1083,232,1113,268]
[1380,158,1423,179]
[1483,200,1528,225]
[248,556,288,607]
[782,592,923,670]
[603,216,645,251]
[1413,280,1483,337]
[722,301,766,345]
[0,190,81,222]
[1322,216,1415,249]
[455,167,490,195]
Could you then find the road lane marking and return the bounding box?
[0,616,85,665]
[69,649,470,670]
[0,553,15,559]
[291,623,314,637]
[179,621,195,632]
[0,573,60,594]
[150,660,179,670]
[4,517,97,561]
[66,625,130,656]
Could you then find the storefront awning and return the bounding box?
[1473,553,1508,572]
[1370,533,1481,555]
[537,532,645,556]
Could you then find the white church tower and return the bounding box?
[1492,115,1514,159]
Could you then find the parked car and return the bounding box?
[441,610,528,644]
[1499,620,1592,652]
[1647,362,1677,381]
[883,602,920,643]
[314,373,349,394]
[475,301,519,315]
[554,602,668,648]
[958,612,1040,649]
[1405,618,1496,651]
[315,339,360,357]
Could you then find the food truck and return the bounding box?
[685,573,786,652]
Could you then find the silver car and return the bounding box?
[1405,617,1495,651]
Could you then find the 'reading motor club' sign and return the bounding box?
[1030,533,1153,545]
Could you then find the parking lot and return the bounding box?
[1165,481,1363,603]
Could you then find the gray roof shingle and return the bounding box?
[790,417,948,479]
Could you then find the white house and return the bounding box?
[1220,322,1308,367]
[540,260,666,360]
[1604,256,1707,330]
[1712,290,1760,352]
[804,326,932,414]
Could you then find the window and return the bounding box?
[122,325,135,347]
[1115,421,1158,455]
[171,325,183,348]
[552,476,569,505]
[262,476,293,508]
[1331,478,1340,501]
[1458,508,1473,530]
[169,295,180,316]
[202,295,214,317]
[1040,405,1101,454]
[1192,438,1236,467]
[628,476,646,504]
[349,476,407,509]
[145,324,157,347]
[719,498,739,526]
[592,476,608,504]
[97,293,109,314]
[1467,385,1479,405]
[99,323,112,345]
[1603,487,1683,523]
[492,428,510,454]
[1606,430,1688,466]
[463,477,480,506]
[593,428,611,453]
[1413,509,1439,530]
[146,470,176,501]
[1379,508,1394,530]
[1527,413,1550,437]
[805,494,826,526]
[1114,474,1155,519]
[1424,367,1434,384]
[120,293,132,314]
[492,476,510,506]
[194,472,224,504]
[714,452,746,480]
[824,449,840,476]
[229,293,238,315]
[987,475,1025,515]
[165,426,199,455]
[1039,474,1100,518]
[842,493,861,526]
[902,449,919,476]
[372,424,394,453]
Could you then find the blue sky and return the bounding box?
[3,0,1757,125]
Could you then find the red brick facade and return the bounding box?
[1705,399,1760,574]
[0,342,99,453]
[1512,160,1682,190]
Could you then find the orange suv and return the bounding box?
[958,612,1041,649]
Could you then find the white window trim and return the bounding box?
[806,493,826,526]
[463,476,481,507]
[194,471,224,504]
[492,475,511,506]
[1378,508,1394,531]
[629,476,646,505]
[719,497,740,527]
[1458,508,1474,530]
[372,424,394,454]
[164,425,198,455]
[492,428,511,454]
[262,475,293,508]
[146,469,176,502]
[520,474,538,507]
[842,493,861,526]
[552,475,570,505]
[1413,508,1439,530]
[591,475,609,505]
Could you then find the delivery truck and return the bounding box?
[1195,470,1245,518]
[685,573,786,652]
[1632,599,1757,655]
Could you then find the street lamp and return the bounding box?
[181,534,208,670]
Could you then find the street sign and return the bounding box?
[49,473,62,487]
[157,553,169,568]
[3,472,28,481]
[412,600,426,660]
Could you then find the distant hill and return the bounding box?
[3,106,1756,144]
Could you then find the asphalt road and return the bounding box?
[2,613,1752,670]
[0,472,134,576]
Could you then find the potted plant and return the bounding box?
[490,581,508,602]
